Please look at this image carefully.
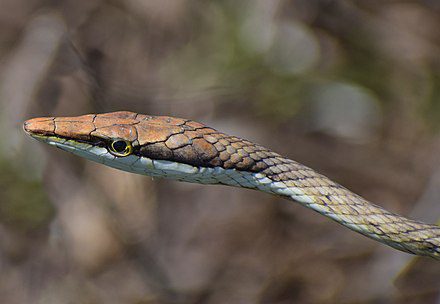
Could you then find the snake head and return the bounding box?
[23,111,229,178]
[24,110,270,180]
[24,111,139,171]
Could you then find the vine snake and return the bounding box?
[23,111,440,259]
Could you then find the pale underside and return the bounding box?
[32,134,421,254]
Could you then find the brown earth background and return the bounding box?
[1,1,440,303]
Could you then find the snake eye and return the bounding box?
[108,140,133,157]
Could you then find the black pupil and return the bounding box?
[112,141,127,153]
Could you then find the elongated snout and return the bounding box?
[23,117,55,136]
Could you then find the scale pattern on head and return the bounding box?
[24,111,297,175]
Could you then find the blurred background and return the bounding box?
[1,0,440,303]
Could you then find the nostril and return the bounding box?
[23,120,33,132]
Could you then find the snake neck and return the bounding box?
[129,155,440,259]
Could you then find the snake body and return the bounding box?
[23,111,440,259]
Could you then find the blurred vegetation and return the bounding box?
[0,160,53,232]
[1,0,440,303]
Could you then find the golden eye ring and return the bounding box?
[108,140,133,157]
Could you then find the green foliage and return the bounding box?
[0,160,54,232]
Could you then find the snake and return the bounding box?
[23,111,440,259]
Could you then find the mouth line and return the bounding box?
[26,134,101,158]
[27,132,107,148]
